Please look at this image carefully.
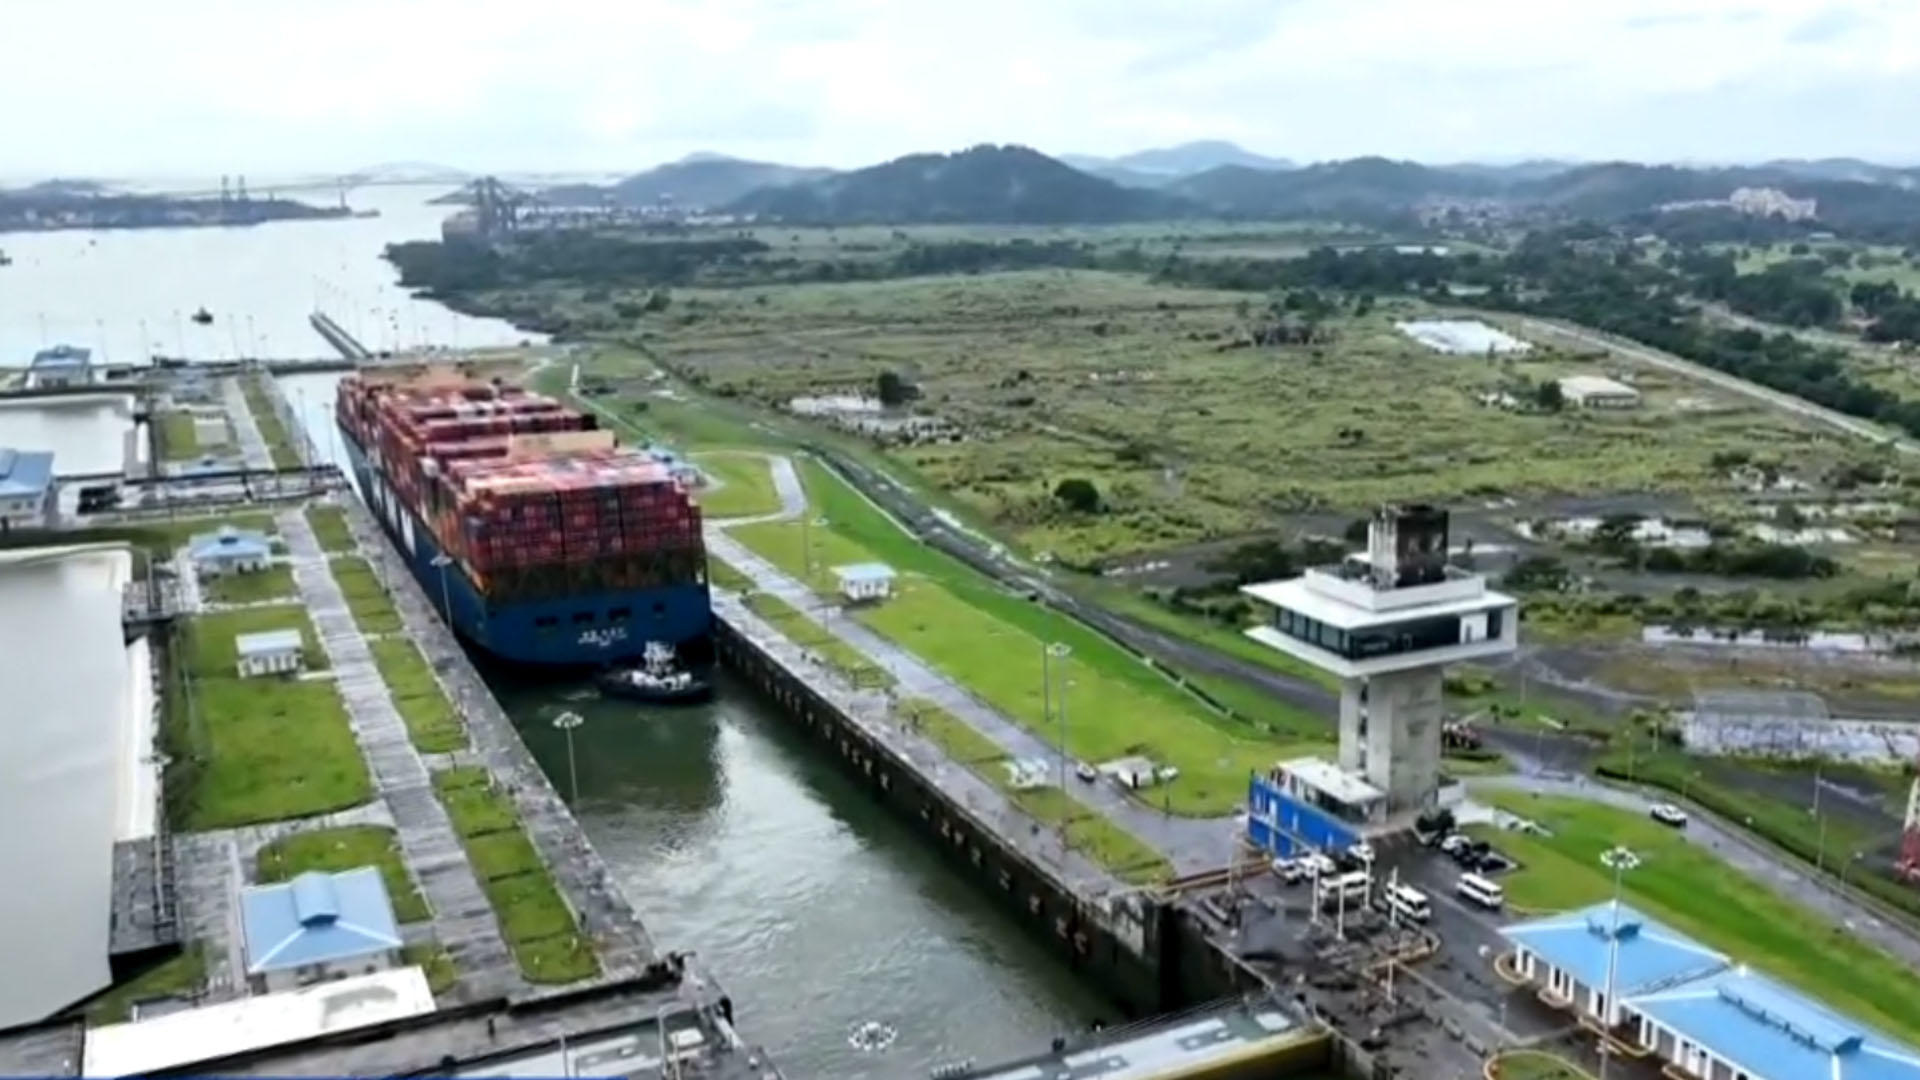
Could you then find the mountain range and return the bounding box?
[530,144,1920,228]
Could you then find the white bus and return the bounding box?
[1382,883,1432,923]
[1456,872,1505,910]
[1316,870,1371,910]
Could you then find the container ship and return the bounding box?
[335,367,710,667]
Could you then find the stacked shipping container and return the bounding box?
[336,370,705,606]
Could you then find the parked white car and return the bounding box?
[1271,857,1308,884]
[1649,803,1689,828]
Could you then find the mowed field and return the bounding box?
[649,268,1847,564]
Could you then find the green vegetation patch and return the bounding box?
[241,374,303,469]
[157,410,204,462]
[256,825,430,923]
[1481,792,1920,1046]
[369,638,465,753]
[82,945,205,1025]
[202,564,297,605]
[741,589,896,689]
[427,768,598,983]
[306,504,355,553]
[707,556,754,592]
[330,556,404,634]
[692,451,782,518]
[729,460,1325,815]
[184,606,327,675]
[401,943,458,995]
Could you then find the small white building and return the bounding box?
[188,525,272,577]
[26,345,94,390]
[236,629,304,678]
[833,562,897,603]
[1559,374,1641,409]
[191,413,231,446]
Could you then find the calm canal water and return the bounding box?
[266,241,1104,1071]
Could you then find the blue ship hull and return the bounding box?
[338,424,711,667]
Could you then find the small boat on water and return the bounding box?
[596,642,713,705]
[0,249,12,266]
[191,307,214,325]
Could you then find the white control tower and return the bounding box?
[1241,505,1518,812]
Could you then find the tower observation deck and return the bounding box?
[1241,504,1517,815]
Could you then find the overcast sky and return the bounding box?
[9,0,1919,178]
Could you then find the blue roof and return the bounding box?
[1501,901,1729,996]
[30,345,91,369]
[834,562,896,583]
[0,449,55,499]
[188,525,272,561]
[240,868,401,974]
[1630,968,1920,1080]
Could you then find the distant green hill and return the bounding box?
[726,145,1193,224]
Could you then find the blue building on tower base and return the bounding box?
[336,367,711,669]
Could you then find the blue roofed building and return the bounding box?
[239,868,402,993]
[1499,902,1920,1080]
[187,524,272,577]
[0,448,56,533]
[1628,968,1920,1080]
[27,344,94,389]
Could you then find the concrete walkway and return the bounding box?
[335,496,659,987]
[279,508,521,1000]
[221,375,274,471]
[706,526,1239,876]
[1475,773,1920,970]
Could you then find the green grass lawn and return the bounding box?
[82,945,205,1024]
[729,460,1320,815]
[369,638,466,753]
[330,557,404,634]
[169,607,368,829]
[1490,1050,1592,1080]
[900,698,1174,883]
[428,768,598,983]
[158,410,200,462]
[741,590,896,689]
[307,504,355,553]
[692,451,782,517]
[707,555,754,592]
[241,374,303,469]
[255,826,430,923]
[201,564,297,605]
[402,943,458,995]
[1480,792,1920,1046]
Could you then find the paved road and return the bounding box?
[281,508,521,999]
[1515,315,1917,452]
[221,375,276,471]
[1474,773,1920,970]
[707,527,1239,876]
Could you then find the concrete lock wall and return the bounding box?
[1681,713,1920,764]
[711,614,1226,1018]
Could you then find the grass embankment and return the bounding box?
[692,451,782,518]
[1482,792,1920,1047]
[82,945,206,1024]
[157,410,202,462]
[741,590,896,689]
[433,768,597,984]
[730,458,1327,815]
[403,943,458,994]
[166,607,367,829]
[202,564,297,605]
[306,504,355,553]
[255,826,430,923]
[370,638,466,753]
[240,374,302,469]
[902,699,1173,883]
[331,556,404,634]
[1593,745,1920,923]
[1488,1050,1594,1080]
[707,556,754,592]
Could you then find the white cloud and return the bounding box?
[5,0,1918,176]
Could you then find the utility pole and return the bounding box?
[1045,642,1071,790]
[553,711,585,804]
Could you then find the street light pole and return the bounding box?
[1045,643,1072,790]
[553,711,585,804]
[1599,845,1637,1080]
[430,553,454,622]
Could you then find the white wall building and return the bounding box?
[0,449,55,532]
[833,562,897,603]
[1559,374,1642,409]
[235,629,304,678]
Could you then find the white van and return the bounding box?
[1382,883,1432,923]
[1456,872,1505,910]
[1317,870,1370,910]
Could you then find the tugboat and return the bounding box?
[191,307,214,325]
[596,642,713,705]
